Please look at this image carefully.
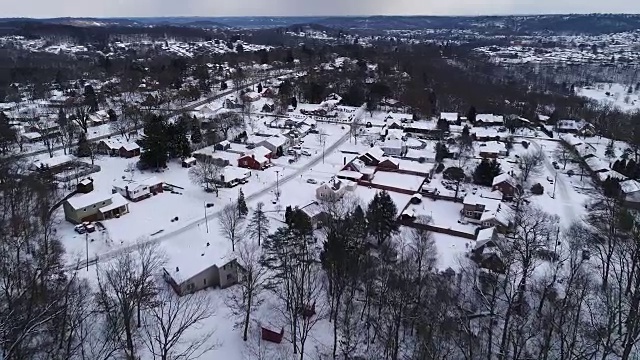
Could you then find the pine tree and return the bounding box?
[168,119,191,159]
[466,106,477,124]
[139,115,170,169]
[257,83,263,94]
[366,190,399,246]
[435,142,448,162]
[76,132,92,157]
[0,112,16,154]
[248,202,269,246]
[459,125,473,150]
[613,159,625,173]
[191,117,203,144]
[473,159,502,186]
[238,189,248,216]
[605,139,616,160]
[626,159,637,179]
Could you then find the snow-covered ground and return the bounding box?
[577,83,640,112]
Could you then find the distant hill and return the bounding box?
[0,14,639,35]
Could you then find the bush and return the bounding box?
[531,183,544,195]
[443,167,465,182]
[567,169,575,177]
[521,141,529,149]
[435,163,445,173]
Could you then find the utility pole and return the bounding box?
[204,201,209,233]
[552,171,558,199]
[85,231,89,271]
[275,170,281,201]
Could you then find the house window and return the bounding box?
[102,201,106,205]
[227,274,233,282]
[465,211,474,217]
[204,278,207,285]
[92,205,96,208]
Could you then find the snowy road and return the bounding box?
[70,106,365,270]
[530,140,576,223]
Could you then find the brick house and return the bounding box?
[492,173,519,200]
[238,147,270,170]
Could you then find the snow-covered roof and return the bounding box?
[337,170,364,180]
[597,170,627,182]
[261,135,288,148]
[620,180,640,194]
[66,191,113,210]
[99,139,123,150]
[476,227,496,243]
[32,154,75,169]
[363,146,384,161]
[382,139,404,150]
[222,166,251,181]
[479,141,506,154]
[121,142,140,151]
[380,157,400,166]
[584,156,609,173]
[440,112,459,121]
[492,173,516,187]
[98,193,129,213]
[476,114,504,124]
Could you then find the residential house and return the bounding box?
[342,159,376,181]
[471,227,505,273]
[214,140,231,151]
[30,154,76,172]
[218,167,251,187]
[315,179,357,202]
[193,146,240,167]
[584,155,609,173]
[479,141,508,159]
[299,202,329,228]
[381,139,406,157]
[475,114,505,126]
[119,143,141,158]
[258,135,289,157]
[97,139,122,156]
[112,177,163,202]
[621,179,640,207]
[241,91,261,103]
[462,194,511,232]
[224,97,243,109]
[238,147,271,170]
[358,146,385,166]
[261,87,277,99]
[556,119,594,135]
[21,132,42,143]
[378,157,400,170]
[163,257,245,296]
[492,173,519,200]
[63,192,129,224]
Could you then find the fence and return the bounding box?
[55,164,101,183]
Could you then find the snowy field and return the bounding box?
[577,83,640,112]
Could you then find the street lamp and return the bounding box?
[85,231,89,271]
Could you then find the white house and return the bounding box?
[315,179,357,202]
[112,176,163,202]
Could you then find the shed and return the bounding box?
[182,157,197,168]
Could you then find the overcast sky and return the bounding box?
[3,0,640,18]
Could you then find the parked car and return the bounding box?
[301,150,311,156]
[84,223,96,233]
[547,176,554,184]
[306,178,318,184]
[74,224,86,234]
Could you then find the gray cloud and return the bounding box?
[4,0,640,18]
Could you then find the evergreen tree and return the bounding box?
[613,159,625,173]
[603,176,622,198]
[473,159,502,186]
[168,119,191,159]
[220,81,228,91]
[435,142,448,162]
[76,132,92,157]
[0,112,16,154]
[238,189,248,217]
[626,159,637,178]
[248,202,269,246]
[366,190,399,246]
[191,117,203,144]
[436,118,450,134]
[466,105,477,124]
[605,139,616,160]
[139,115,170,169]
[459,125,473,150]
[257,83,263,94]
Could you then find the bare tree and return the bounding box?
[517,149,544,184]
[242,103,257,133]
[188,158,222,195]
[225,240,269,341]
[94,242,166,359]
[554,143,574,170]
[212,111,244,140]
[73,104,92,133]
[141,285,218,360]
[110,116,133,141]
[27,115,57,158]
[219,202,246,252]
